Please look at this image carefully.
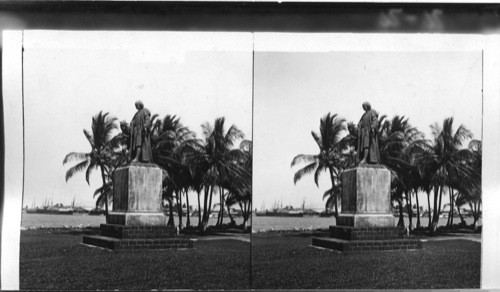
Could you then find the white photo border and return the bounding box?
[3,31,500,289]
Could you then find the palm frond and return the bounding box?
[83,129,94,147]
[311,131,322,149]
[65,160,90,182]
[313,164,327,186]
[85,161,98,185]
[291,154,318,167]
[63,152,89,165]
[293,162,318,185]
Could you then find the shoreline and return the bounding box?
[21,224,481,240]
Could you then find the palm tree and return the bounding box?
[218,139,252,227]
[219,140,252,228]
[378,115,422,231]
[238,140,253,227]
[186,117,247,231]
[291,113,349,218]
[152,115,196,230]
[390,174,406,227]
[467,140,482,228]
[225,192,239,226]
[453,139,482,228]
[63,111,119,221]
[417,117,475,233]
[454,192,469,227]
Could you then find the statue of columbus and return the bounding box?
[130,100,153,163]
[357,101,381,165]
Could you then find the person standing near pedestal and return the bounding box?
[357,101,381,165]
[130,100,153,163]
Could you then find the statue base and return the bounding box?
[312,226,422,252]
[312,165,420,252]
[83,224,193,251]
[107,212,168,226]
[336,213,396,228]
[83,163,193,250]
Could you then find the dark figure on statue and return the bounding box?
[357,101,381,165]
[130,100,153,163]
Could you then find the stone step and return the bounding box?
[100,224,175,239]
[83,235,193,251]
[330,225,405,241]
[312,237,422,253]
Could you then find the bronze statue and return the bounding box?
[358,102,381,164]
[130,100,153,163]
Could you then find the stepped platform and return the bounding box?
[312,226,421,253]
[83,224,193,251]
[312,166,422,253]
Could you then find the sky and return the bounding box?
[20,32,483,212]
[22,31,253,208]
[253,51,482,210]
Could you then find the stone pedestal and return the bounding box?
[312,165,421,253]
[83,224,193,251]
[337,165,395,228]
[83,163,193,251]
[109,163,167,226]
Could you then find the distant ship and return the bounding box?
[254,198,326,217]
[254,209,304,217]
[26,207,73,215]
[25,196,76,215]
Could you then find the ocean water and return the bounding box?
[21,213,480,231]
[251,215,482,232]
[21,213,240,228]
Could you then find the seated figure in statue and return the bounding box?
[357,101,381,165]
[130,100,153,163]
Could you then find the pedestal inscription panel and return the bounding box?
[109,163,166,226]
[337,165,395,227]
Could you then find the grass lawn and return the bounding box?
[20,229,250,290]
[251,232,481,289]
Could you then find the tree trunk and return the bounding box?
[202,186,209,227]
[220,188,225,225]
[455,197,466,226]
[217,187,224,226]
[397,197,405,227]
[449,187,454,226]
[431,186,440,234]
[438,185,443,220]
[167,197,175,226]
[446,186,453,227]
[431,185,444,232]
[185,189,191,227]
[334,195,339,219]
[208,187,214,217]
[245,200,251,228]
[197,190,202,227]
[405,191,412,232]
[472,201,480,230]
[476,201,481,229]
[208,186,214,218]
[415,190,421,228]
[216,189,222,226]
[242,201,250,228]
[202,185,214,231]
[100,167,109,223]
[328,167,339,218]
[227,201,235,226]
[177,191,183,230]
[426,190,432,229]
